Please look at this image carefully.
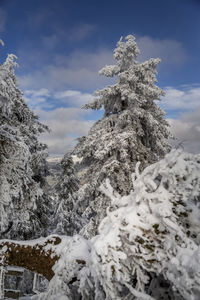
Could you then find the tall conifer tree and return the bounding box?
[72,35,171,238]
[0,54,51,240]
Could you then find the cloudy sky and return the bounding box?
[0,0,200,155]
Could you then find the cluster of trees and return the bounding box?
[0,35,199,300]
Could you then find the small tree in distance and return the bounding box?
[53,154,79,235]
[72,35,172,238]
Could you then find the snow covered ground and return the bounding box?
[6,297,32,300]
[46,157,62,164]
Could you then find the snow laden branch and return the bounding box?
[95,149,200,300]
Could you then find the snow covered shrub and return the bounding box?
[90,149,200,300]
[37,149,200,300]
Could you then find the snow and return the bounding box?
[6,266,24,272]
[0,236,54,248]
[33,235,91,300]
[6,297,31,300]
[46,157,62,163]
[71,155,83,164]
[0,266,5,299]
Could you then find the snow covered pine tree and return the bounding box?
[0,54,51,240]
[53,153,80,235]
[72,35,172,238]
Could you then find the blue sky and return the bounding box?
[0,0,200,155]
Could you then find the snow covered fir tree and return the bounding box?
[0,54,51,240]
[71,35,172,237]
[53,153,79,235]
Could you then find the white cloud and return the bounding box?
[159,84,200,153]
[168,109,200,154]
[23,89,94,155]
[18,48,114,91]
[54,90,93,107]
[161,85,200,111]
[23,88,51,109]
[25,88,50,98]
[24,88,93,110]
[137,36,187,68]
[36,107,94,156]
